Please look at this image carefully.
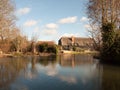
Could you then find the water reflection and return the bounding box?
[101,65,120,90]
[0,55,120,90]
[59,54,96,67]
[0,57,28,90]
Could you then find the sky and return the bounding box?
[15,0,89,43]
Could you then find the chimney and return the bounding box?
[71,36,74,45]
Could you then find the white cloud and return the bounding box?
[58,16,77,24]
[84,24,91,29]
[59,76,77,84]
[45,23,58,29]
[43,29,57,35]
[33,27,40,33]
[17,7,30,15]
[84,24,99,30]
[46,66,58,77]
[47,70,57,76]
[61,33,80,37]
[24,20,38,27]
[80,17,89,22]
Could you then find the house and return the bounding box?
[58,36,93,51]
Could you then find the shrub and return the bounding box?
[36,43,58,54]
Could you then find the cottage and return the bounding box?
[58,36,93,51]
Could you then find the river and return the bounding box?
[0,54,120,90]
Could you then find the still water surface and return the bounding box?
[0,54,120,90]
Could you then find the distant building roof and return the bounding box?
[58,37,93,46]
[38,41,55,45]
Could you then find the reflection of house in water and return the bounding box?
[59,54,94,68]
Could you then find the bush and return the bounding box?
[47,45,58,54]
[101,22,120,63]
[37,44,47,53]
[36,43,58,54]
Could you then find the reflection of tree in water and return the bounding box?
[101,65,120,90]
[31,56,37,70]
[0,57,28,89]
[17,56,58,80]
[38,55,57,66]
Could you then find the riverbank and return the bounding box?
[0,50,99,58]
[60,50,99,55]
[0,54,13,58]
[0,52,56,58]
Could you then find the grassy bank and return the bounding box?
[60,50,99,55]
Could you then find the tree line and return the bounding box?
[0,0,58,55]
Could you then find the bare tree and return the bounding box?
[87,23,102,50]
[87,0,120,51]
[87,0,120,25]
[0,0,16,41]
[10,27,29,53]
[0,0,30,53]
[31,34,39,54]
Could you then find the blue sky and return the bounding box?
[15,0,89,43]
